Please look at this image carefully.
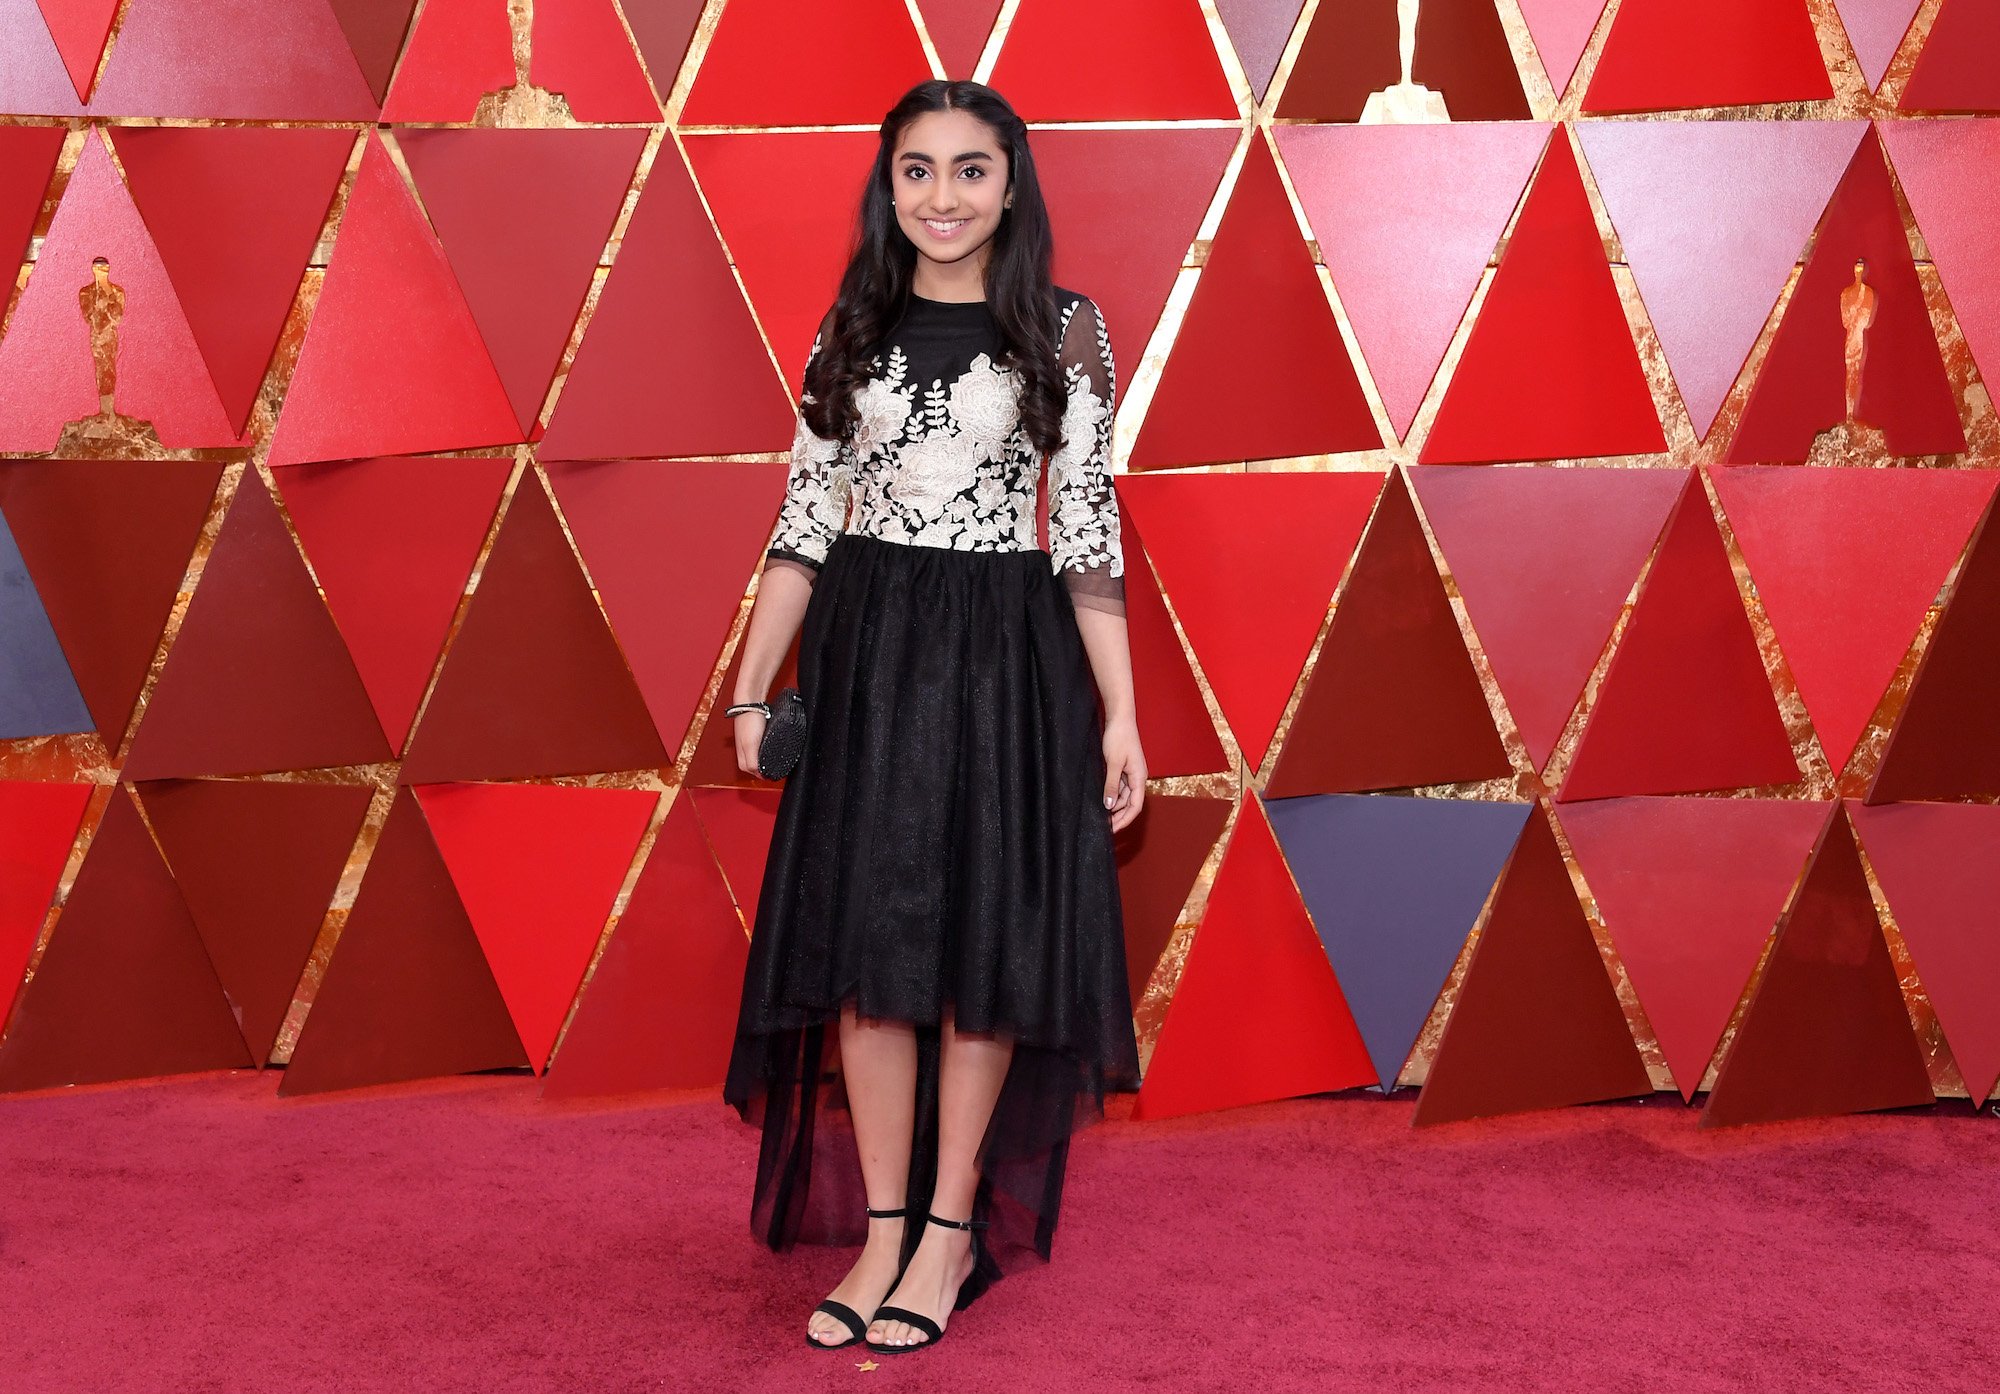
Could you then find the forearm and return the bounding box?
[733,562,815,704]
[1074,606,1136,725]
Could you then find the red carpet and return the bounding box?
[3,1076,1993,1392]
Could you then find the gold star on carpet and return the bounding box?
[855,1358,881,1371]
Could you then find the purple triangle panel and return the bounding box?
[1264,792,1533,1086]
[0,507,91,738]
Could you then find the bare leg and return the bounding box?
[866,1002,1015,1347]
[806,1001,918,1345]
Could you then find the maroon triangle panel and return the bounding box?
[1266,469,1511,795]
[137,778,373,1065]
[328,0,423,105]
[110,126,355,435]
[1869,497,2000,801]
[279,788,528,1095]
[1558,471,1799,800]
[1848,800,2000,1105]
[544,459,789,761]
[1726,130,1964,462]
[0,460,221,742]
[1275,0,1531,121]
[1128,138,1378,469]
[537,140,796,459]
[1114,793,1234,1015]
[0,788,253,1092]
[619,0,708,100]
[120,471,392,780]
[1701,807,1933,1127]
[542,792,748,1097]
[1411,802,1653,1125]
[397,128,647,435]
[397,470,669,783]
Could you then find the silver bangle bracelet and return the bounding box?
[724,701,772,718]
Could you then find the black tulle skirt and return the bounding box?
[722,531,1141,1307]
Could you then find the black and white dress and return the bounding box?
[722,286,1141,1308]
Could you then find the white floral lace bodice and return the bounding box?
[765,287,1125,616]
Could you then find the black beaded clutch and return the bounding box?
[755,686,808,780]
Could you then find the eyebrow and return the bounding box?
[900,151,994,164]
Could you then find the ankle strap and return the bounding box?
[864,1206,907,1218]
[926,1209,989,1231]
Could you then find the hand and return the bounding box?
[1101,715,1146,834]
[733,709,769,778]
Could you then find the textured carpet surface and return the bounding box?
[2,1074,1994,1393]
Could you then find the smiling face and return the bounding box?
[890,108,1013,290]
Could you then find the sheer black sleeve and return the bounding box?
[1047,296,1125,617]
[764,306,852,584]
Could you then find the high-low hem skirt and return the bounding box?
[722,531,1141,1306]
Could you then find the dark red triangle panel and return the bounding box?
[267,133,520,466]
[1275,0,1531,122]
[398,128,646,435]
[1583,0,1832,112]
[279,788,527,1095]
[917,0,1006,76]
[0,460,221,742]
[1421,129,1665,464]
[1114,793,1234,1016]
[1702,807,1932,1127]
[111,126,354,435]
[1267,469,1510,795]
[1118,471,1382,770]
[1900,0,2000,112]
[0,788,253,1092]
[138,778,372,1064]
[274,457,511,757]
[397,471,668,783]
[327,0,421,104]
[1726,130,1964,463]
[679,0,931,125]
[1869,497,2000,801]
[1711,466,1995,774]
[121,472,392,780]
[1559,472,1799,800]
[1412,465,1685,772]
[1129,138,1376,470]
[0,133,244,451]
[1412,803,1652,1125]
[89,0,381,119]
[539,141,794,459]
[1558,796,1830,1101]
[543,792,748,1097]
[545,459,789,760]
[1134,795,1375,1121]
[1848,800,2000,1106]
[987,0,1237,120]
[415,782,654,1074]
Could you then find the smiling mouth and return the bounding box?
[922,218,969,237]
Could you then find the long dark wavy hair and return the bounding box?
[801,80,1070,462]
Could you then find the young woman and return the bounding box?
[721,79,1146,1355]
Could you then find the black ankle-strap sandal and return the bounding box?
[863,1210,990,1355]
[805,1206,909,1351]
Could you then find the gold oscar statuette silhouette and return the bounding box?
[56,257,165,457]
[1806,257,1889,465]
[474,0,576,126]
[1361,0,1451,124]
